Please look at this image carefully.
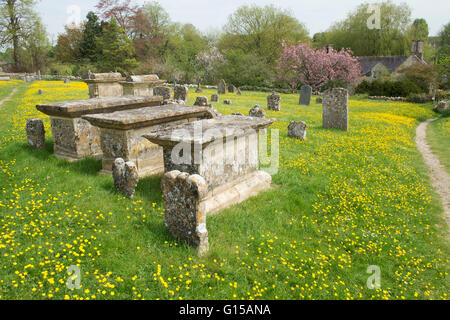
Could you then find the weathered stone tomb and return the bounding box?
[36,96,163,161]
[83,104,214,177]
[121,75,166,97]
[84,72,125,98]
[146,115,275,254]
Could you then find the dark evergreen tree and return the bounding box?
[79,11,102,62]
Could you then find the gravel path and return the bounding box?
[416,119,450,231]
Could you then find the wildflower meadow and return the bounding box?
[0,81,448,300]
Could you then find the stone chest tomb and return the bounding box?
[144,115,276,215]
[121,75,166,97]
[83,105,214,177]
[36,96,163,161]
[84,72,125,98]
[146,116,275,255]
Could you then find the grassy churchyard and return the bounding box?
[0,80,448,300]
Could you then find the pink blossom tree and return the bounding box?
[276,41,361,91]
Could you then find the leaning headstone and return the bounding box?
[322,88,349,131]
[224,99,232,105]
[237,88,242,96]
[194,96,210,107]
[299,85,312,106]
[288,121,307,140]
[26,118,45,149]
[161,171,209,256]
[211,94,219,102]
[267,91,281,111]
[316,97,323,104]
[249,105,266,118]
[154,86,172,101]
[228,85,235,93]
[434,100,449,114]
[218,79,226,94]
[112,158,139,199]
[174,84,188,102]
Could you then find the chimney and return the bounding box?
[411,40,424,60]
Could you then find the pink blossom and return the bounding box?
[276,41,361,91]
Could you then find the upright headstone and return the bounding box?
[196,82,203,93]
[237,88,242,96]
[434,100,449,114]
[322,88,349,131]
[161,171,209,256]
[194,96,209,107]
[37,70,41,81]
[174,84,188,102]
[228,85,235,93]
[154,86,172,101]
[211,94,219,102]
[267,91,281,111]
[218,79,226,94]
[249,105,266,118]
[112,158,139,199]
[26,118,45,149]
[288,121,307,140]
[64,78,71,84]
[299,85,312,106]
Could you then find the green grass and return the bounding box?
[0,80,19,101]
[427,117,450,173]
[0,81,448,300]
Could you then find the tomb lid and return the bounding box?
[143,115,276,147]
[87,72,124,81]
[82,105,211,130]
[125,75,160,82]
[36,96,163,118]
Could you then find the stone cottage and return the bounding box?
[357,40,428,80]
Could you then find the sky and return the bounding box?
[37,0,450,42]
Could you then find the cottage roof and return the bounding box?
[357,56,409,75]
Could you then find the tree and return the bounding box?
[221,4,309,64]
[325,1,412,56]
[96,0,138,38]
[437,22,450,60]
[133,1,171,59]
[19,17,50,72]
[96,18,138,72]
[0,0,39,71]
[196,47,224,84]
[165,23,207,82]
[79,12,102,63]
[410,18,429,41]
[55,25,83,63]
[276,41,361,91]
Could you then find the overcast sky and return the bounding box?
[38,0,450,42]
